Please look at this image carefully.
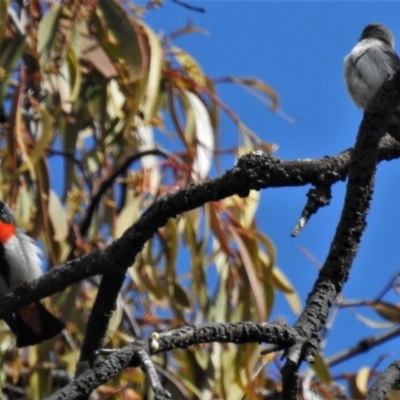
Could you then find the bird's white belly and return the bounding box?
[0,234,42,294]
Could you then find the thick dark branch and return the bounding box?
[282,70,400,395]
[0,138,399,319]
[296,71,400,338]
[281,343,302,399]
[153,321,298,350]
[47,322,298,400]
[75,148,176,374]
[45,342,142,400]
[76,270,127,374]
[366,361,400,400]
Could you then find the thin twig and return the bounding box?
[79,147,174,236]
[137,348,171,400]
[47,148,93,192]
[172,0,205,13]
[326,326,400,367]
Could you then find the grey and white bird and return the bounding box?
[344,23,400,139]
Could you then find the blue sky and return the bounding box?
[143,2,400,380]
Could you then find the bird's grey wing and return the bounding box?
[364,43,400,77]
[345,43,400,108]
[382,43,400,71]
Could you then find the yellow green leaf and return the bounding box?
[16,104,53,175]
[75,19,117,79]
[48,190,69,242]
[169,282,191,310]
[115,196,142,238]
[271,266,295,294]
[284,291,302,316]
[389,389,400,400]
[207,202,232,256]
[0,34,26,102]
[140,22,164,123]
[0,0,8,46]
[163,218,179,282]
[97,0,147,82]
[355,366,371,397]
[172,46,206,86]
[310,352,332,385]
[37,5,64,67]
[372,301,400,323]
[227,76,279,111]
[255,232,276,268]
[65,42,82,104]
[229,225,266,321]
[105,295,124,344]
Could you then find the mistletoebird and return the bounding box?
[0,202,64,347]
[344,23,400,139]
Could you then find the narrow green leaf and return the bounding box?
[228,225,266,321]
[48,190,69,242]
[37,5,64,67]
[169,282,191,310]
[140,22,164,123]
[0,36,26,102]
[16,105,53,174]
[372,301,400,323]
[311,352,332,385]
[97,0,147,82]
[66,42,82,104]
[115,196,142,239]
[164,219,179,282]
[0,0,8,46]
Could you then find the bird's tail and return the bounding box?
[4,302,65,347]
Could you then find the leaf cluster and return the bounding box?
[0,0,294,398]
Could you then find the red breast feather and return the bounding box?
[0,221,15,245]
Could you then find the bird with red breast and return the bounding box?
[0,201,64,347]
